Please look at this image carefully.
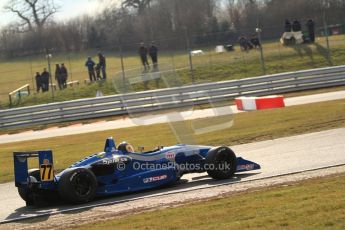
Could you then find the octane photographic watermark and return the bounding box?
[111,161,232,172]
[117,161,126,171]
[113,63,234,144]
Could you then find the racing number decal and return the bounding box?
[40,164,54,181]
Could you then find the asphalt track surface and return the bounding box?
[0,128,344,224]
[0,90,344,144]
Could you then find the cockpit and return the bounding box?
[104,137,163,155]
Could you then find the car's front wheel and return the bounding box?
[205,146,237,180]
[58,168,97,204]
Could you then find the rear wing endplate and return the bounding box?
[13,150,54,187]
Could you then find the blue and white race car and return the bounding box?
[13,137,260,205]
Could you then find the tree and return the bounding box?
[4,0,60,31]
[122,0,151,14]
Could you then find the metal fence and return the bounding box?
[1,24,345,107]
[1,65,344,129]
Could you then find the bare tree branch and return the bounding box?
[3,0,60,31]
[4,6,33,30]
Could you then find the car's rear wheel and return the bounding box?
[205,146,237,180]
[58,168,97,204]
[18,169,40,205]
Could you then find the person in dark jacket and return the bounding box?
[292,19,302,32]
[149,42,158,70]
[95,63,102,80]
[285,19,292,32]
[35,72,42,93]
[139,42,150,70]
[239,36,246,51]
[239,35,252,51]
[85,57,96,82]
[60,63,68,88]
[41,68,50,92]
[98,52,106,80]
[250,33,261,48]
[306,19,315,43]
[55,64,63,90]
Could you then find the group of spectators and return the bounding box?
[139,42,159,71]
[83,43,158,83]
[238,34,261,51]
[35,69,50,92]
[285,19,315,43]
[35,64,68,93]
[284,19,302,32]
[55,63,68,90]
[85,52,107,82]
[35,44,159,93]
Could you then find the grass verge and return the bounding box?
[0,99,344,183]
[67,173,345,230]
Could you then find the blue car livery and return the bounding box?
[13,137,260,205]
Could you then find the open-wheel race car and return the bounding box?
[13,137,261,206]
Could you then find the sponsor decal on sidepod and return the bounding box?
[143,175,168,183]
[166,152,175,160]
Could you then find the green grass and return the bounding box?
[67,173,345,230]
[0,99,344,183]
[1,35,345,108]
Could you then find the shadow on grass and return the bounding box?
[313,42,333,66]
[291,44,314,63]
[290,42,335,66]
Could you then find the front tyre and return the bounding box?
[205,146,237,180]
[58,168,97,204]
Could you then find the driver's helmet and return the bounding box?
[117,142,134,154]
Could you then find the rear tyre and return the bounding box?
[205,146,237,180]
[18,169,40,205]
[58,168,97,204]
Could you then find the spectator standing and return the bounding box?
[239,36,245,50]
[139,42,150,70]
[306,19,315,43]
[250,33,261,48]
[98,52,107,80]
[149,42,158,70]
[55,64,63,90]
[292,19,302,32]
[95,63,102,80]
[85,57,96,82]
[239,36,252,51]
[41,68,50,92]
[60,63,68,88]
[35,72,42,93]
[285,19,292,32]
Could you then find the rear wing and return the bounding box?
[13,151,55,189]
